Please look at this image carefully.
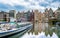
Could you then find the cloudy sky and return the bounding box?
[0,0,60,12]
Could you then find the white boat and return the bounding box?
[0,22,32,37]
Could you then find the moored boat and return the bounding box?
[0,22,32,37]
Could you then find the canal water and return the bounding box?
[8,23,60,38]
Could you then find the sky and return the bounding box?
[0,0,60,12]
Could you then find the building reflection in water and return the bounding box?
[28,22,59,37]
[28,22,49,35]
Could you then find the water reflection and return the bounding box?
[21,32,58,38]
[29,23,49,35]
[28,22,60,38]
[9,22,60,38]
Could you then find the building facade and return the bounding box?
[0,11,10,22]
[55,7,60,19]
[9,10,16,19]
[48,8,54,18]
[9,10,16,22]
[16,11,28,22]
[16,10,34,22]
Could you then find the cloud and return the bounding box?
[50,2,60,8]
[0,0,60,12]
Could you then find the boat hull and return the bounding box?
[0,24,32,37]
